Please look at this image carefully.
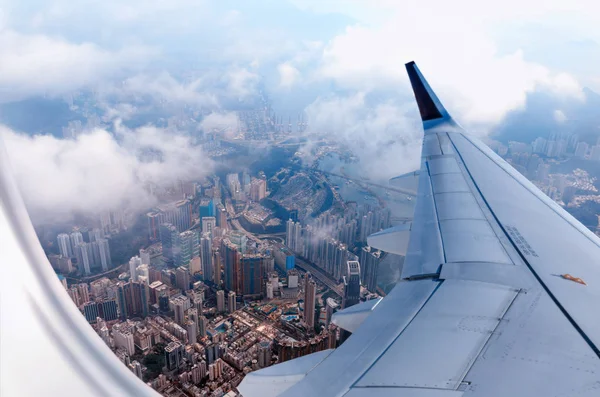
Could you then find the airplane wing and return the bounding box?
[239,62,600,396]
[0,140,159,395]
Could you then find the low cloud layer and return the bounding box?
[1,124,213,223]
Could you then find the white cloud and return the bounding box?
[304,93,422,181]
[1,124,213,223]
[278,62,300,89]
[0,30,156,102]
[113,72,219,108]
[199,112,238,138]
[554,109,568,123]
[223,67,260,100]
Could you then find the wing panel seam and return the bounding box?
[448,133,600,359]
[351,281,444,388]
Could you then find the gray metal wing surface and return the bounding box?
[239,62,600,397]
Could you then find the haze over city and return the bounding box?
[4,1,600,397]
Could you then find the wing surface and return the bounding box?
[240,62,600,397]
[0,139,159,396]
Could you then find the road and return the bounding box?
[282,249,343,297]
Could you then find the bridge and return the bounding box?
[307,168,417,197]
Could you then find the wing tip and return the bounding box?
[405,61,449,123]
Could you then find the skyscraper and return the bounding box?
[57,233,73,258]
[343,261,361,309]
[213,250,222,286]
[75,242,92,275]
[201,217,217,235]
[164,341,184,371]
[117,280,149,320]
[97,238,111,271]
[179,230,199,266]
[216,290,225,313]
[83,301,99,323]
[70,231,84,251]
[241,254,264,297]
[228,291,236,313]
[222,238,242,293]
[139,248,150,265]
[129,256,142,280]
[175,199,192,232]
[257,341,272,368]
[304,274,316,329]
[175,266,190,291]
[159,223,180,265]
[200,233,213,282]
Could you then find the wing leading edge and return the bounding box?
[240,62,600,396]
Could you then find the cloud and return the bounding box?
[304,92,422,181]
[223,67,260,100]
[313,21,584,128]
[0,30,156,102]
[278,62,300,89]
[1,124,213,223]
[108,72,220,108]
[199,112,238,137]
[554,109,568,123]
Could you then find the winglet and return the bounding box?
[405,61,453,125]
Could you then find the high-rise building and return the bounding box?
[175,266,191,291]
[201,216,216,235]
[96,238,112,271]
[216,290,225,312]
[241,254,264,297]
[343,261,361,309]
[199,315,208,338]
[99,299,119,321]
[575,142,589,159]
[139,248,150,265]
[185,319,197,344]
[213,250,222,286]
[136,264,149,284]
[49,255,73,274]
[146,211,161,240]
[360,246,381,292]
[228,291,236,313]
[190,257,201,275]
[326,298,337,326]
[304,274,316,329]
[249,178,267,201]
[159,223,180,264]
[229,231,247,253]
[216,205,228,229]
[130,361,143,380]
[112,323,135,355]
[222,238,242,293]
[76,283,90,305]
[83,301,99,323]
[117,281,149,320]
[70,231,84,251]
[257,341,272,368]
[129,256,142,280]
[199,198,216,220]
[172,295,189,325]
[75,242,92,275]
[57,233,73,258]
[179,230,199,266]
[164,341,184,371]
[200,233,213,281]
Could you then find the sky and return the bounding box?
[2,0,600,222]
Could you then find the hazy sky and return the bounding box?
[2,0,600,221]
